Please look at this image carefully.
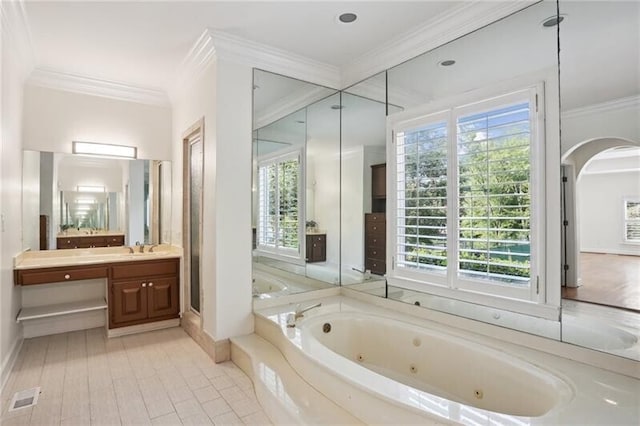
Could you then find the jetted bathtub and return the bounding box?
[294,311,574,423]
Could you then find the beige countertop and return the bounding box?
[14,245,182,270]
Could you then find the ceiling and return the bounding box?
[23,1,463,92]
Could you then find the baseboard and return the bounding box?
[1,336,24,393]
[581,248,640,256]
[181,312,230,363]
[23,310,105,338]
[107,318,180,338]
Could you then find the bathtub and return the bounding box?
[299,312,573,420]
[253,274,288,297]
[253,296,640,425]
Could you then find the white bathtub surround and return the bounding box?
[562,300,640,361]
[231,334,363,425]
[251,263,336,299]
[244,295,640,425]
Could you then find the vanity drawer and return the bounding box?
[365,258,386,275]
[365,220,385,235]
[111,258,179,280]
[16,265,108,286]
[366,246,384,260]
[105,235,125,246]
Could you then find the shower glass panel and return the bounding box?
[189,136,203,313]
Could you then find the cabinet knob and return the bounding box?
[373,239,377,243]
[148,282,153,287]
[142,283,147,287]
[373,226,377,230]
[373,251,377,255]
[64,274,70,280]
[313,244,317,247]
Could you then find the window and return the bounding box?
[624,198,640,243]
[393,88,541,301]
[257,151,302,259]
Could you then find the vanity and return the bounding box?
[56,232,125,249]
[13,246,181,338]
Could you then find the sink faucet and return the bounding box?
[127,246,135,254]
[148,244,159,252]
[286,302,322,327]
[135,241,144,253]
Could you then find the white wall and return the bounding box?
[0,1,33,388]
[578,170,640,255]
[23,84,172,160]
[39,152,55,249]
[172,57,253,342]
[561,102,640,156]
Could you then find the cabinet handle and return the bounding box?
[148,282,153,287]
[64,274,70,280]
[142,283,146,287]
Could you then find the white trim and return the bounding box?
[27,67,171,107]
[581,248,640,256]
[562,94,640,120]
[341,1,536,87]
[176,29,340,94]
[0,0,36,72]
[254,85,332,130]
[582,167,640,175]
[107,318,180,338]
[0,337,23,393]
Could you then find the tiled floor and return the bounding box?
[1,327,271,425]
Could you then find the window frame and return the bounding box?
[255,148,305,264]
[388,83,550,316]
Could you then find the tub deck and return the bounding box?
[246,295,640,425]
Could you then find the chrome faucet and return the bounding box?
[286,302,322,327]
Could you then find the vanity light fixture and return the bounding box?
[72,141,137,159]
[77,185,105,193]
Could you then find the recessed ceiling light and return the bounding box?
[542,15,564,28]
[338,13,357,24]
[438,59,456,67]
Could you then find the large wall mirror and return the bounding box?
[252,69,340,298]
[342,0,562,340]
[559,0,640,361]
[22,151,172,251]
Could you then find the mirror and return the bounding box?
[559,0,640,360]
[342,0,563,340]
[252,70,340,298]
[22,150,172,250]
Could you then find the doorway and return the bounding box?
[183,120,204,314]
[562,138,640,312]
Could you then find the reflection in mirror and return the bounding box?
[344,1,562,340]
[559,0,640,360]
[252,69,339,298]
[22,151,171,251]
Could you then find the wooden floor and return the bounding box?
[562,252,640,312]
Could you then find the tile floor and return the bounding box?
[1,327,272,425]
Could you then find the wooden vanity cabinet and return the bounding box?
[109,258,180,328]
[365,213,386,275]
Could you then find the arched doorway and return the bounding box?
[561,137,640,311]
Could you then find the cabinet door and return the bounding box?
[147,277,179,319]
[371,164,386,199]
[112,280,148,325]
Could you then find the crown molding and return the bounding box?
[0,0,36,73]
[175,28,341,93]
[254,85,333,130]
[341,1,537,88]
[562,95,640,120]
[27,68,171,107]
